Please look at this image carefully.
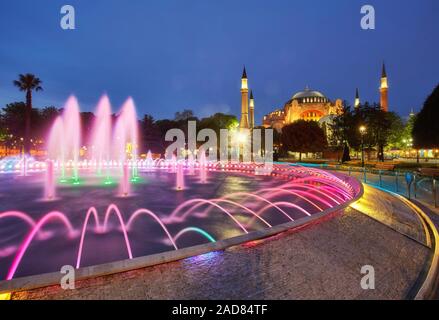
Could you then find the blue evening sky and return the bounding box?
[0,0,438,123]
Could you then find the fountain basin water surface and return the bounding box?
[0,162,361,281]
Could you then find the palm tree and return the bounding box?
[13,74,43,154]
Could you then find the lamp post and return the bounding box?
[359,125,366,167]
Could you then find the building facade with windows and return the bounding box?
[262,87,343,131]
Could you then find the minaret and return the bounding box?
[240,67,249,129]
[249,90,255,128]
[354,88,360,108]
[380,63,389,112]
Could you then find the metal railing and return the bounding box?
[321,164,438,208]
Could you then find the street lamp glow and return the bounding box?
[237,132,247,144]
[359,125,366,168]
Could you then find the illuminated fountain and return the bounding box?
[114,98,139,180]
[47,96,81,183]
[44,160,55,200]
[0,94,362,282]
[199,150,207,183]
[176,162,185,191]
[0,156,42,173]
[188,153,195,175]
[91,96,112,178]
[146,151,153,169]
[63,96,81,182]
[170,154,177,173]
[0,163,361,281]
[120,162,130,197]
[47,116,65,179]
[20,155,27,177]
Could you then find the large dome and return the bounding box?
[292,87,328,102]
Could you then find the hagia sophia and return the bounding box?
[238,64,389,132]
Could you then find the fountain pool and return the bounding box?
[0,95,361,282]
[0,163,361,281]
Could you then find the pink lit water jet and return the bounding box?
[176,163,185,191]
[146,151,153,169]
[199,150,207,183]
[170,154,177,173]
[47,116,65,178]
[121,163,130,197]
[6,211,76,280]
[62,96,81,180]
[188,153,195,175]
[20,154,27,177]
[114,98,139,173]
[91,96,112,176]
[44,160,55,200]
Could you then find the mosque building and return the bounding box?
[253,63,390,131]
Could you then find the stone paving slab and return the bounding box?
[11,206,429,300]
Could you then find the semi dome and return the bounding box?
[292,87,328,102]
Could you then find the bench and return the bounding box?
[375,163,395,171]
[419,168,439,177]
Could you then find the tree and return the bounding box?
[34,106,60,141]
[341,142,351,163]
[413,84,439,149]
[174,109,195,122]
[344,103,393,162]
[385,112,407,151]
[0,113,7,147]
[13,74,43,154]
[198,113,238,136]
[80,112,95,147]
[330,103,356,163]
[281,120,327,161]
[141,114,162,154]
[360,104,392,162]
[330,102,398,162]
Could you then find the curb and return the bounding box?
[371,186,439,300]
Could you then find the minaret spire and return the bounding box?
[249,90,255,128]
[240,66,249,129]
[380,62,389,112]
[354,88,360,108]
[242,66,247,79]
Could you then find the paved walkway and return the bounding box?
[10,185,430,300]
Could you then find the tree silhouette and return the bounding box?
[281,120,327,161]
[413,84,439,149]
[13,74,43,154]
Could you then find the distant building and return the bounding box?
[262,87,343,132]
[239,63,389,132]
[261,62,390,131]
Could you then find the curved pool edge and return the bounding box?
[374,189,439,300]
[0,174,364,295]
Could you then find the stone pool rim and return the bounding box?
[0,175,364,294]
